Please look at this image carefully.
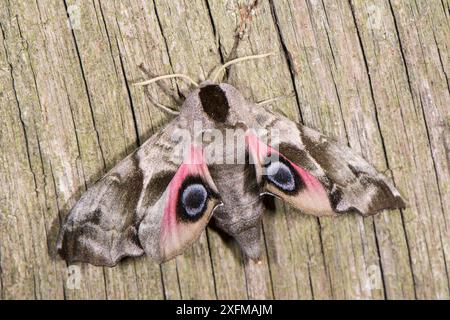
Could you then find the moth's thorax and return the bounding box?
[180,83,251,129]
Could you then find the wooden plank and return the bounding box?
[0,0,448,300]
[350,0,449,299]
[388,0,450,295]
[65,0,142,300]
[64,0,167,300]
[0,0,107,299]
[1,21,44,299]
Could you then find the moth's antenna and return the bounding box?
[211,52,275,83]
[133,74,199,88]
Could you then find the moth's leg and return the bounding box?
[137,64,186,105]
[142,84,180,115]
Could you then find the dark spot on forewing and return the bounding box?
[140,170,175,209]
[298,129,339,177]
[84,208,102,225]
[261,194,276,212]
[278,142,318,172]
[329,187,343,212]
[361,175,406,213]
[120,152,146,226]
[199,85,229,123]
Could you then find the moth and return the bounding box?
[57,54,405,266]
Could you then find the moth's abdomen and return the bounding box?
[208,162,265,261]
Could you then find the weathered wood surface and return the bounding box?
[0,0,448,299]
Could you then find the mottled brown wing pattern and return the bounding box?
[57,118,221,266]
[57,151,146,266]
[57,119,180,266]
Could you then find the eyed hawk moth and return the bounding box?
[57,66,405,266]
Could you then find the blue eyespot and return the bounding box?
[181,183,208,218]
[265,160,296,192]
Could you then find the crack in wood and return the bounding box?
[63,0,107,171]
[348,0,415,299]
[269,0,304,123]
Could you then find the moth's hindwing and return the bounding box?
[247,134,333,216]
[138,146,221,263]
[251,107,406,216]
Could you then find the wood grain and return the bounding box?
[0,0,448,299]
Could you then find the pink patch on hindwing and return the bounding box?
[246,134,328,201]
[161,146,213,235]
